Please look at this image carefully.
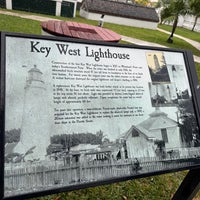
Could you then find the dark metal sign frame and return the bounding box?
[0,32,200,200]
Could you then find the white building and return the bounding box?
[80,0,159,29]
[121,125,156,158]
[119,108,182,159]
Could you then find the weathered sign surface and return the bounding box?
[1,32,200,199]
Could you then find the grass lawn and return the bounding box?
[31,171,200,200]
[0,13,41,34]
[196,62,200,80]
[106,23,200,55]
[0,9,200,56]
[0,9,200,200]
[158,24,200,43]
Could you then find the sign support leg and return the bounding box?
[172,168,200,200]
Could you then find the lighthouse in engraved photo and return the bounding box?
[14,65,50,161]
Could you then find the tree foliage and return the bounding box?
[188,0,200,31]
[134,0,151,6]
[159,0,189,43]
[178,99,200,147]
[50,131,106,150]
[5,128,21,143]
[156,0,170,8]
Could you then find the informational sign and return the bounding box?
[1,32,200,199]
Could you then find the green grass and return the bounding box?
[104,22,200,56]
[31,171,200,200]
[158,24,200,43]
[1,9,200,200]
[0,9,200,57]
[195,62,200,81]
[0,13,41,34]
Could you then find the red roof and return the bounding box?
[41,21,121,42]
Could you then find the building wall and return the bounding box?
[80,9,158,30]
[126,135,156,158]
[182,15,200,32]
[125,126,181,159]
[5,0,77,17]
[162,14,200,32]
[149,126,181,150]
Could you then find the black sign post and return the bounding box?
[0,32,200,200]
[172,168,200,200]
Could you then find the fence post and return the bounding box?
[55,0,62,16]
[6,0,12,9]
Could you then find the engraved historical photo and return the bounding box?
[3,36,200,198]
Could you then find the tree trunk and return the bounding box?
[192,16,198,31]
[167,16,178,43]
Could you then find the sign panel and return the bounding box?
[1,32,200,199]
